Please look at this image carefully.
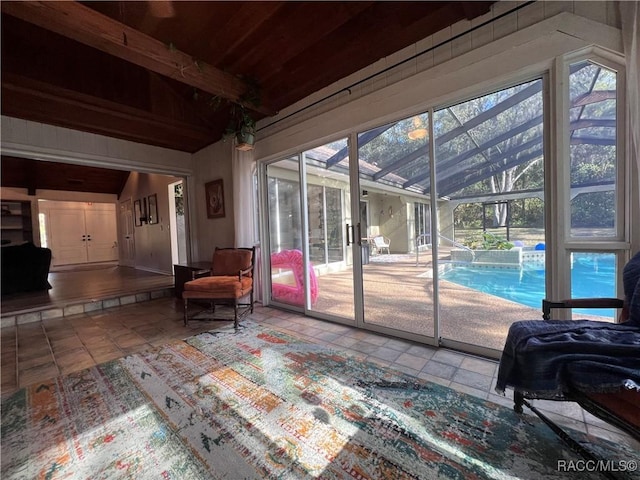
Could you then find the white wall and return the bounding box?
[190,140,236,262]
[1,117,192,175]
[120,172,182,273]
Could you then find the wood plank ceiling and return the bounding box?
[1,0,494,195]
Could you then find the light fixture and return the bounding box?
[407,116,428,140]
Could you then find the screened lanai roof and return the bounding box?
[305,61,617,200]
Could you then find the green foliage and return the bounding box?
[509,198,544,227]
[454,203,483,229]
[224,103,256,141]
[183,70,261,141]
[571,191,615,228]
[174,183,184,216]
[215,78,261,141]
[454,198,544,230]
[463,232,514,250]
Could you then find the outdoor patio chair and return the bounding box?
[497,297,639,449]
[182,246,255,328]
[497,251,640,450]
[372,235,391,254]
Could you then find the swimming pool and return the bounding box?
[440,253,616,318]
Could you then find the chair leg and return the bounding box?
[514,390,525,414]
[183,298,189,326]
[250,291,254,313]
[233,303,239,329]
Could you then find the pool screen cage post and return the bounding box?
[482,201,510,241]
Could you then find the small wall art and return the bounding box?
[147,194,158,224]
[134,199,143,227]
[205,179,225,218]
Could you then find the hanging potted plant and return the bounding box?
[224,104,256,151]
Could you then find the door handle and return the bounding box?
[356,223,362,246]
[346,223,356,246]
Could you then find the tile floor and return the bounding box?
[1,297,637,452]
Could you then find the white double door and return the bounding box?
[47,202,118,266]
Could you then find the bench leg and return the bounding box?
[183,299,189,326]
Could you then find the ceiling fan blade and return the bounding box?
[147,0,175,18]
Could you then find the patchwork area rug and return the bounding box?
[2,322,638,479]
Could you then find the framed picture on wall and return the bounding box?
[147,194,158,224]
[205,179,225,218]
[134,199,143,227]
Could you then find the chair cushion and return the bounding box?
[183,275,253,299]
[212,249,252,277]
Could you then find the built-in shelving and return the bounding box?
[1,200,33,245]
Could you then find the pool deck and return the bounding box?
[312,250,614,355]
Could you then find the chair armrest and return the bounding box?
[238,266,254,281]
[542,298,624,320]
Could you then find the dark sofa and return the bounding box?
[1,242,52,295]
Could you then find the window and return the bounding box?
[307,184,344,264]
[414,202,430,248]
[267,176,302,252]
[434,79,545,249]
[568,60,619,239]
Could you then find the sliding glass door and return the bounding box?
[357,117,435,337]
[263,82,549,354]
[434,79,546,353]
[304,140,356,320]
[265,140,356,323]
[260,51,628,357]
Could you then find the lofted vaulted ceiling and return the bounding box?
[1,156,132,196]
[1,0,494,195]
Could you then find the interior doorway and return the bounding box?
[119,198,135,267]
[169,180,187,266]
[39,200,118,268]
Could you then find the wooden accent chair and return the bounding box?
[183,247,255,328]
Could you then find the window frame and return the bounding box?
[551,47,629,307]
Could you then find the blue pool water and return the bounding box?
[441,253,616,318]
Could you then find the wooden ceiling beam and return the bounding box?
[2,74,215,152]
[1,0,274,116]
